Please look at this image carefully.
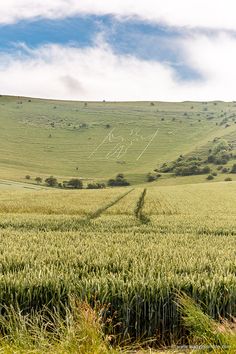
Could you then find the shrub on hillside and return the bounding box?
[45,176,58,187]
[35,177,42,184]
[87,183,106,189]
[222,167,229,173]
[206,175,214,180]
[67,179,83,189]
[147,173,161,182]
[231,163,236,173]
[108,174,130,187]
[175,164,211,176]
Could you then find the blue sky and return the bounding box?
[0,15,196,79]
[0,1,236,101]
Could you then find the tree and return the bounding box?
[108,174,130,187]
[147,173,161,182]
[202,166,211,174]
[35,177,42,184]
[67,179,83,189]
[206,175,214,180]
[25,175,31,180]
[212,139,230,155]
[45,176,58,187]
[225,177,232,181]
[231,164,236,173]
[116,173,124,179]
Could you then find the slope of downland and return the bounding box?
[1,96,236,185]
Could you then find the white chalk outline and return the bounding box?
[106,141,134,160]
[89,127,159,161]
[88,128,115,159]
[136,129,159,161]
[106,128,144,160]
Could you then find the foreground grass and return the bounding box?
[0,300,171,354]
[179,295,236,353]
[0,300,120,354]
[1,297,235,353]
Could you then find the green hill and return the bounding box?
[0,95,236,185]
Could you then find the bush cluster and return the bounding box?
[26,173,132,189]
[207,139,234,165]
[87,183,106,189]
[159,156,211,176]
[108,174,130,187]
[147,173,161,182]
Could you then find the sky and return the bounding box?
[1,1,236,101]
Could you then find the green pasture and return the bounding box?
[1,96,236,184]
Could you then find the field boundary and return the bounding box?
[0,189,134,231]
[88,188,134,220]
[134,188,150,224]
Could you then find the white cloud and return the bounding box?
[1,0,236,31]
[1,33,236,101]
[0,43,178,100]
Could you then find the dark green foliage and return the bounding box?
[35,177,42,184]
[108,174,130,187]
[146,173,161,182]
[231,164,236,173]
[158,136,236,180]
[67,179,83,189]
[160,158,211,176]
[208,153,230,165]
[206,175,214,180]
[87,183,106,189]
[222,167,229,173]
[174,165,207,176]
[158,152,213,176]
[25,175,31,180]
[225,177,232,181]
[45,176,58,187]
[202,166,211,174]
[207,155,215,163]
[207,139,232,165]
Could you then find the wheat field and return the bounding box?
[0,182,235,344]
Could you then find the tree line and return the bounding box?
[25,173,130,189]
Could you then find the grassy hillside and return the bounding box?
[1,95,236,185]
